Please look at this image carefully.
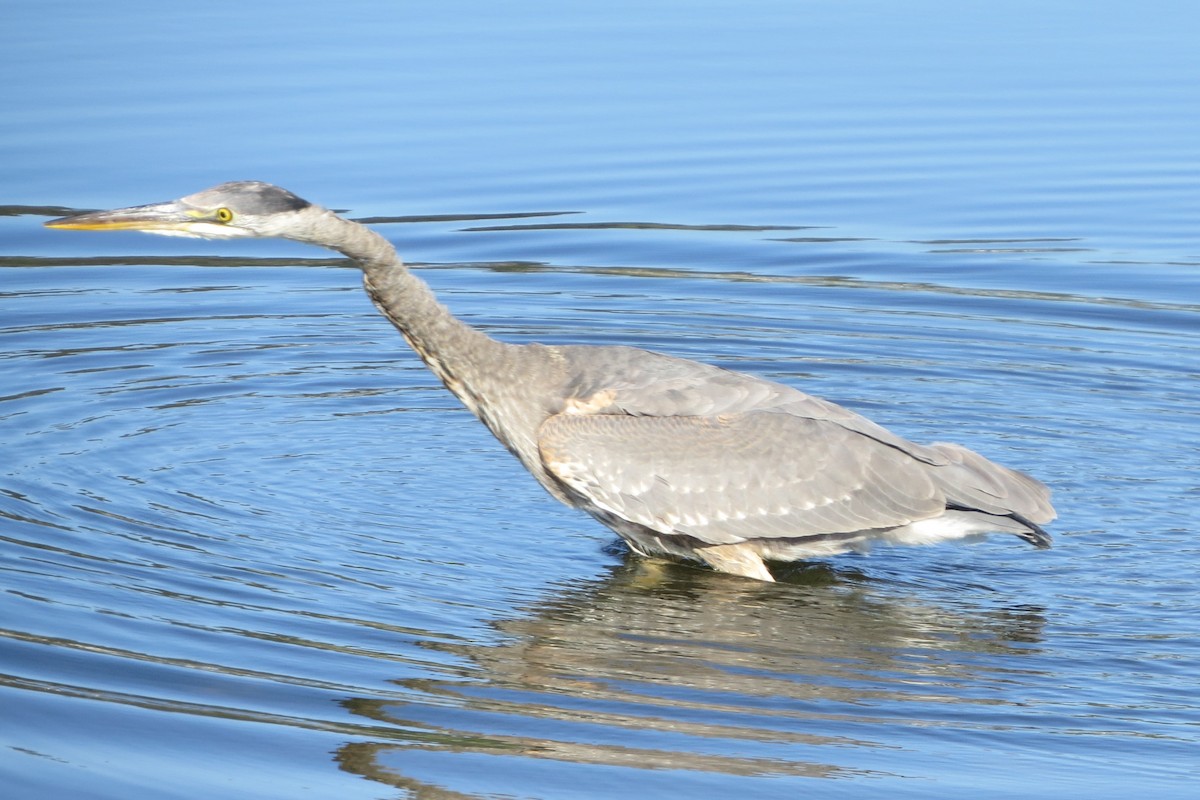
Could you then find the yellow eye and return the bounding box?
[215,207,234,223]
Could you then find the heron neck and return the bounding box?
[318,212,513,423]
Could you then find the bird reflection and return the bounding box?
[333,558,1046,796]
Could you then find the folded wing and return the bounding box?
[538,410,948,545]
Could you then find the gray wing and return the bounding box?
[545,345,1054,538]
[554,344,951,466]
[928,442,1056,525]
[537,410,945,544]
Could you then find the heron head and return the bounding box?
[45,181,315,240]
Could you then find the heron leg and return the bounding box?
[696,543,775,582]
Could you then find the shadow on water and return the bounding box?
[334,556,1046,797]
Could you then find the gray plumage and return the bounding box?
[47,181,1056,582]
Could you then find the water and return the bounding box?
[3,1,1199,797]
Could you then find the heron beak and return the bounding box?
[45,200,240,239]
[47,200,192,232]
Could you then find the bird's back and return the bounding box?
[526,344,1053,572]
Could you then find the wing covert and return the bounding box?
[537,410,944,545]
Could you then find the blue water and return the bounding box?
[3,2,1199,798]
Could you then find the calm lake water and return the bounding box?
[3,1,1199,797]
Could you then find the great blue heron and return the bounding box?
[47,181,1055,581]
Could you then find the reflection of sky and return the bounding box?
[7,1,1200,252]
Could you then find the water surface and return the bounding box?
[3,2,1199,798]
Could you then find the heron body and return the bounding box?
[47,182,1055,581]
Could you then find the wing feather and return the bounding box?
[538,410,944,545]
